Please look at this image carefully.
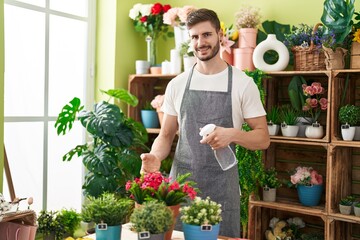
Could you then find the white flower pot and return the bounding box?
[267,123,279,136]
[341,124,356,141]
[305,122,324,139]
[339,204,352,215]
[281,124,299,137]
[354,206,360,217]
[354,126,360,140]
[263,187,276,202]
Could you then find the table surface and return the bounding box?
[87,223,241,240]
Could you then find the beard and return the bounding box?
[194,41,220,62]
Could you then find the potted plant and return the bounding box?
[266,106,281,136]
[37,210,63,240]
[80,204,95,233]
[56,209,81,238]
[55,89,148,198]
[179,39,196,71]
[235,5,261,48]
[130,201,173,240]
[279,105,300,137]
[82,192,133,240]
[141,101,160,128]
[354,202,360,217]
[339,195,355,215]
[289,166,324,206]
[338,104,360,140]
[261,167,282,202]
[180,196,223,240]
[126,172,198,240]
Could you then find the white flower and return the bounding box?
[129,3,142,20]
[269,217,280,229]
[140,4,152,17]
[287,217,305,228]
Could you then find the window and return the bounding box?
[3,0,95,212]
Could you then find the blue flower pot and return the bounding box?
[96,225,121,240]
[182,222,220,240]
[297,184,323,206]
[141,110,160,128]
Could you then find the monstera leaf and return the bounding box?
[55,97,84,135]
[321,0,355,44]
[101,89,139,107]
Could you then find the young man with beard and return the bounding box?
[140,8,270,237]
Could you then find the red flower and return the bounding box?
[169,181,180,191]
[163,4,171,13]
[140,16,147,23]
[151,3,163,15]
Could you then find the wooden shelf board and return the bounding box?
[328,213,360,224]
[249,199,326,217]
[330,140,360,148]
[266,70,330,76]
[146,128,161,134]
[270,137,329,146]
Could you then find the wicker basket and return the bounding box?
[291,23,326,71]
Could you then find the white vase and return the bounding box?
[341,124,356,141]
[267,122,279,136]
[253,34,289,71]
[354,206,360,217]
[354,126,360,140]
[281,124,299,137]
[305,122,324,139]
[183,56,196,72]
[174,26,189,50]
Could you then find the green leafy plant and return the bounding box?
[82,192,133,226]
[143,101,155,110]
[55,89,148,197]
[130,201,173,234]
[266,106,281,125]
[280,105,300,125]
[288,76,307,112]
[339,104,360,126]
[180,196,222,226]
[179,40,194,57]
[56,209,81,236]
[261,167,282,189]
[355,202,360,208]
[339,196,354,206]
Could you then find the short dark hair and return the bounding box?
[186,8,220,32]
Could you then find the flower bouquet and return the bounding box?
[265,217,306,240]
[290,166,324,206]
[301,81,328,124]
[180,196,222,240]
[125,172,198,206]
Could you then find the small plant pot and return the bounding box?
[339,204,352,215]
[182,222,220,240]
[354,206,360,217]
[138,232,165,240]
[354,126,360,140]
[262,187,276,202]
[305,122,324,139]
[267,123,279,136]
[341,124,356,141]
[281,124,299,137]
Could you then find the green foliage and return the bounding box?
[321,0,355,44]
[261,167,282,189]
[82,192,133,226]
[179,40,194,57]
[130,201,173,234]
[56,209,81,235]
[266,106,281,124]
[142,101,155,110]
[288,76,307,112]
[244,69,267,105]
[280,105,299,125]
[54,89,148,197]
[340,197,353,206]
[338,104,360,125]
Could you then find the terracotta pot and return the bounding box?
[233,47,255,71]
[238,28,257,49]
[220,49,233,65]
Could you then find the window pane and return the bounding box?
[4,5,45,116]
[50,0,88,17]
[47,121,84,211]
[3,122,44,213]
[15,0,45,7]
[48,15,86,116]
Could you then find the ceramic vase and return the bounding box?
[354,206,360,216]
[296,117,312,137]
[281,124,299,137]
[174,26,189,50]
[297,184,323,206]
[305,122,324,139]
[238,28,257,48]
[182,222,220,240]
[233,47,255,71]
[267,122,279,136]
[253,34,289,71]
[341,124,356,141]
[263,187,276,202]
[141,110,160,128]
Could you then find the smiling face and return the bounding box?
[188,21,222,62]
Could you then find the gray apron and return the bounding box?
[170,64,241,238]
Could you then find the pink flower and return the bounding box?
[220,35,235,54]
[151,95,164,109]
[301,81,327,123]
[319,98,328,110]
[163,8,179,26]
[169,181,180,191]
[290,166,323,186]
[178,6,196,23]
[310,170,323,185]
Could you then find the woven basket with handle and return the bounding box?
[291,23,326,71]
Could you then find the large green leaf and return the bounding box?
[321,0,355,44]
[101,89,139,107]
[55,97,84,135]
[79,101,123,138]
[63,144,88,162]
[82,145,119,176]
[83,173,120,198]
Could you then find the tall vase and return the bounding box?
[174,26,189,50]
[146,35,157,66]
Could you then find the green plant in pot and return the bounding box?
[130,201,173,240]
[261,167,282,202]
[266,106,281,136]
[56,209,81,238]
[338,104,360,140]
[55,89,148,197]
[354,202,360,217]
[280,105,300,137]
[82,192,133,240]
[141,101,160,129]
[339,195,355,215]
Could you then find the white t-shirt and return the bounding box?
[162,66,266,129]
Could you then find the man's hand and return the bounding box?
[199,127,234,150]
[140,153,162,174]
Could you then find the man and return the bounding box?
[140,8,270,237]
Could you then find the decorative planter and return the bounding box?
[354,206,360,217]
[233,47,255,71]
[238,28,257,49]
[323,46,347,70]
[138,232,165,240]
[305,122,324,139]
[339,204,352,215]
[182,222,220,240]
[263,187,276,202]
[281,124,299,137]
[80,221,95,233]
[96,225,121,240]
[297,184,323,206]
[341,124,356,141]
[141,110,160,128]
[267,123,279,136]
